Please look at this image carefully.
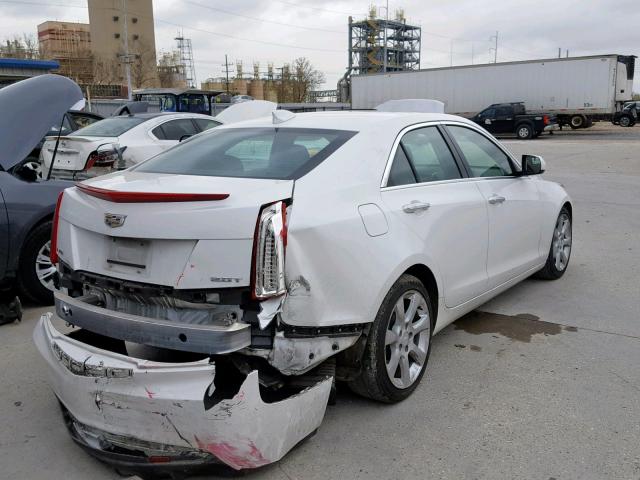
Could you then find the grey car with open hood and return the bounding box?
[0,74,84,303]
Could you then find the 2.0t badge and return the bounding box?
[104,213,127,228]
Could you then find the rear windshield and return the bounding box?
[71,116,146,137]
[133,127,356,180]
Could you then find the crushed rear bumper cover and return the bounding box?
[33,313,332,472]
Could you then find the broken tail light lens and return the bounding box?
[50,191,64,264]
[252,201,288,299]
[84,144,125,171]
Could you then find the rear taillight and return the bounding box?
[543,115,550,125]
[50,191,64,264]
[252,201,288,299]
[84,150,116,171]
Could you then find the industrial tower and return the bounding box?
[348,7,421,75]
[175,33,196,88]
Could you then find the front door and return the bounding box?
[380,125,489,308]
[0,178,10,278]
[445,124,542,288]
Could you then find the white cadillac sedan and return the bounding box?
[34,104,572,474]
[40,112,221,179]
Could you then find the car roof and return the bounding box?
[113,112,212,121]
[216,110,477,132]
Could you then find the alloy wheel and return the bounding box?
[552,213,572,272]
[384,290,431,389]
[35,240,56,292]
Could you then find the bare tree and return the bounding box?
[290,57,326,102]
[0,34,40,59]
[129,39,159,88]
[92,57,121,85]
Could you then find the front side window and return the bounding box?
[70,116,145,137]
[496,106,512,117]
[387,126,461,186]
[134,127,356,180]
[479,108,496,119]
[447,125,513,177]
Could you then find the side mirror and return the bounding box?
[521,154,545,175]
[179,134,193,142]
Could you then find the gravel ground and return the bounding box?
[1,122,638,480]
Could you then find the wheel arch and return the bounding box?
[15,212,53,268]
[403,264,439,324]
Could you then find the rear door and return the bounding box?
[445,124,542,288]
[380,124,489,308]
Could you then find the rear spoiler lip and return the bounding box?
[76,183,229,203]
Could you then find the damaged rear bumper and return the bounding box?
[33,313,332,472]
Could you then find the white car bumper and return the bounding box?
[33,313,331,473]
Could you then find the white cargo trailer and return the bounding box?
[351,54,636,128]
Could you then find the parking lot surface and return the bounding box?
[1,123,639,480]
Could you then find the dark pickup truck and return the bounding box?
[472,102,558,139]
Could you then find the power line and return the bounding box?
[0,0,345,53]
[184,1,343,34]
[269,0,367,16]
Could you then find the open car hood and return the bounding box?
[0,74,84,170]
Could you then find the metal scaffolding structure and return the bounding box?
[175,34,196,88]
[348,7,421,75]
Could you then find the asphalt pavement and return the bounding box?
[1,122,638,480]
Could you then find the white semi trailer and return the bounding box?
[350,54,636,128]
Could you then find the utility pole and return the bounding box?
[121,0,132,100]
[382,0,389,72]
[558,47,562,58]
[224,54,230,93]
[450,40,453,66]
[490,30,498,63]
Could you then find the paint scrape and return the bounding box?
[194,436,269,470]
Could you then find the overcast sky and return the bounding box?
[1,0,639,91]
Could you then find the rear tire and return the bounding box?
[17,221,55,305]
[348,274,433,403]
[516,123,533,139]
[570,115,585,129]
[535,207,572,280]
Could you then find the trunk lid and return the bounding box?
[41,135,115,172]
[57,171,293,289]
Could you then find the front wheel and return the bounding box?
[619,115,632,127]
[535,207,572,280]
[348,274,433,403]
[516,123,533,139]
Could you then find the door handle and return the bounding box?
[488,195,506,205]
[402,201,431,213]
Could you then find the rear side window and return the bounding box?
[447,125,513,177]
[70,113,102,129]
[134,127,356,180]
[387,126,461,186]
[72,116,145,137]
[194,118,221,132]
[153,119,198,141]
